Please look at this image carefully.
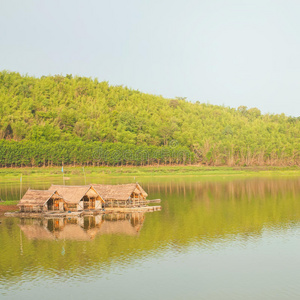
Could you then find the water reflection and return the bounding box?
[19,213,145,241]
[1,177,300,299]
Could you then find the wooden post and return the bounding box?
[20,174,22,201]
[83,167,86,185]
[62,164,65,185]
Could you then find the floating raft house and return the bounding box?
[18,189,66,213]
[92,183,148,208]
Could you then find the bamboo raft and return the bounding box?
[4,206,161,218]
[146,199,161,203]
[105,206,161,213]
[11,183,162,218]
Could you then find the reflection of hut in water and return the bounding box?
[48,185,104,212]
[100,213,145,236]
[19,219,56,240]
[92,183,148,208]
[19,217,100,241]
[19,213,146,241]
[18,190,66,213]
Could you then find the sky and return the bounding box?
[0,0,300,117]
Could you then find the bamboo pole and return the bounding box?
[62,164,65,185]
[20,174,22,200]
[83,167,86,185]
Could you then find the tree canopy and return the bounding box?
[0,71,299,166]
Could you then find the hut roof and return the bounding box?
[92,183,147,201]
[136,183,148,197]
[18,189,60,207]
[48,185,101,204]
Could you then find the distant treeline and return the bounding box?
[0,140,193,167]
[0,71,299,166]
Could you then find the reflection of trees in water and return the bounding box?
[141,178,300,248]
[0,181,60,201]
[143,177,300,201]
[1,177,299,202]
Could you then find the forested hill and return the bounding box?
[0,71,299,167]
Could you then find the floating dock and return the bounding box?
[4,205,161,218]
[105,205,161,213]
[146,199,161,204]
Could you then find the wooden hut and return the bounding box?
[18,189,66,213]
[92,183,148,208]
[48,185,104,212]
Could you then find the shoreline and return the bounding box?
[0,204,18,215]
[0,165,299,179]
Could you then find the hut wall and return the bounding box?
[104,199,143,208]
[66,204,78,212]
[19,205,44,213]
[64,201,83,212]
[77,200,84,211]
[95,200,102,210]
[83,197,96,210]
[47,198,65,212]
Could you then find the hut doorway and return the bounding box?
[47,198,54,211]
[47,198,64,211]
[83,196,95,210]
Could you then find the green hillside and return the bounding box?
[0,71,299,167]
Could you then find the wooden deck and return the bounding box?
[4,205,161,218]
[105,206,161,213]
[146,199,161,203]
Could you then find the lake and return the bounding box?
[1,175,300,300]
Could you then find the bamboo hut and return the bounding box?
[48,185,104,211]
[92,183,148,208]
[18,189,66,213]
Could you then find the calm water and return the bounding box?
[1,176,300,300]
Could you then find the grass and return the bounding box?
[0,165,299,182]
[0,200,19,206]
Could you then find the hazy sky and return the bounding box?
[1,0,300,116]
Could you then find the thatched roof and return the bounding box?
[92,183,148,201]
[48,185,102,204]
[136,183,148,197]
[18,189,61,207]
